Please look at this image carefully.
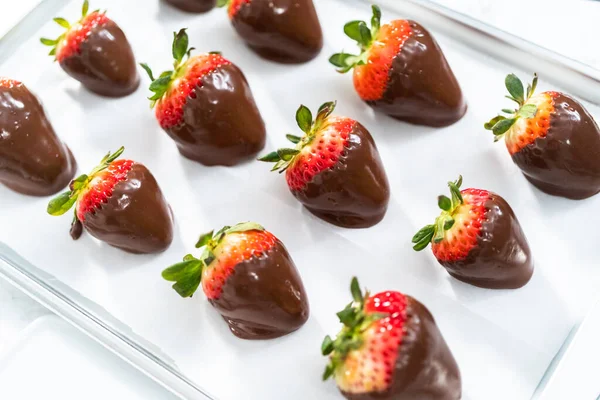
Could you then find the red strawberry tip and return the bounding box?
[258,101,337,172]
[321,277,388,381]
[329,5,382,74]
[411,175,466,251]
[46,146,125,218]
[484,73,539,141]
[161,222,265,298]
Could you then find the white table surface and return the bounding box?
[1,1,599,399]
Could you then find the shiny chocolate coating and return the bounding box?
[368,21,466,127]
[0,82,76,196]
[231,0,323,64]
[440,193,533,289]
[81,163,173,254]
[208,240,309,339]
[60,20,139,97]
[163,0,216,12]
[291,122,390,228]
[164,63,266,166]
[512,93,600,200]
[341,297,461,400]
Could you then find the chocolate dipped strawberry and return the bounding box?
[322,277,461,400]
[259,101,389,228]
[40,0,139,97]
[330,6,466,127]
[0,78,77,196]
[141,29,266,166]
[164,0,216,13]
[47,147,173,254]
[485,73,600,199]
[218,0,323,64]
[412,176,533,289]
[162,222,309,339]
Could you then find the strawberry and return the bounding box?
[330,5,466,127]
[162,222,309,339]
[47,147,174,254]
[259,101,389,228]
[485,73,600,199]
[0,78,76,196]
[164,0,216,13]
[40,0,139,97]
[217,0,323,64]
[412,176,533,289]
[322,277,461,399]
[141,29,265,166]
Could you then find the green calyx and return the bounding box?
[411,175,464,251]
[161,222,265,298]
[216,0,230,8]
[47,146,125,217]
[321,277,387,381]
[329,5,382,73]
[257,101,337,172]
[40,0,98,59]
[484,73,539,142]
[140,28,198,108]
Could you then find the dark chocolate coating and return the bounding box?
[0,82,76,196]
[164,63,266,166]
[60,20,139,97]
[342,297,461,400]
[163,0,216,13]
[368,21,466,127]
[512,93,600,200]
[231,0,323,64]
[208,240,309,339]
[440,193,533,289]
[291,122,390,228]
[82,163,173,254]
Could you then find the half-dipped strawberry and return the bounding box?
[47,147,173,254]
[330,6,466,127]
[40,1,139,97]
[218,0,323,63]
[259,101,389,228]
[141,29,265,166]
[485,73,600,199]
[162,222,309,339]
[322,277,461,399]
[164,0,216,13]
[0,78,77,196]
[412,176,533,289]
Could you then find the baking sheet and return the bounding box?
[1,0,599,398]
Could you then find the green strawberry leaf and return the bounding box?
[226,222,265,234]
[139,63,155,81]
[195,230,214,248]
[47,191,78,216]
[321,335,334,355]
[161,259,201,281]
[505,73,524,105]
[411,225,435,251]
[492,118,516,136]
[53,17,70,29]
[517,103,537,119]
[343,21,365,43]
[172,28,189,64]
[277,148,300,161]
[438,195,451,211]
[296,105,313,133]
[350,277,362,304]
[315,101,337,128]
[286,134,302,144]
[40,38,57,46]
[82,0,89,17]
[371,5,381,36]
[484,115,505,131]
[258,151,281,162]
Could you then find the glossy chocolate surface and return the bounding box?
[231,0,323,64]
[0,82,76,196]
[440,193,533,289]
[209,240,309,339]
[165,63,266,166]
[292,122,390,228]
[368,21,466,127]
[163,0,215,12]
[60,20,139,97]
[342,297,461,400]
[512,93,600,200]
[82,163,173,254]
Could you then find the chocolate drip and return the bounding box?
[512,93,600,200]
[209,240,309,339]
[60,20,139,97]
[82,163,173,254]
[440,193,533,289]
[231,0,323,64]
[0,83,76,196]
[342,297,461,400]
[368,21,466,127]
[164,63,266,166]
[163,0,216,12]
[292,122,390,228]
